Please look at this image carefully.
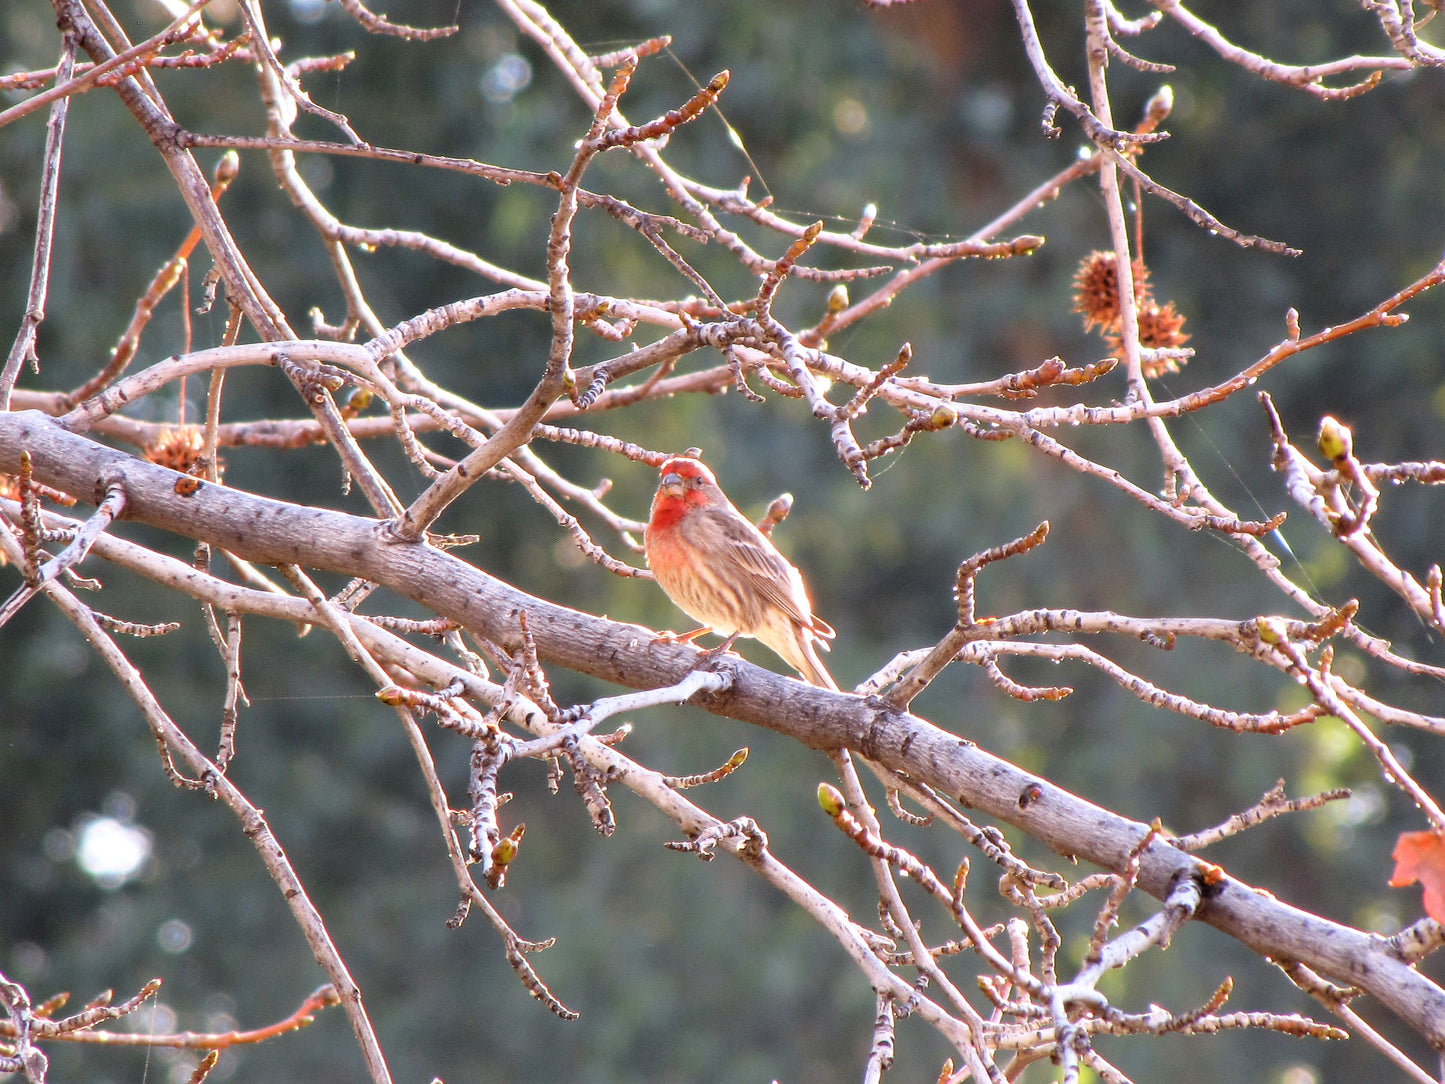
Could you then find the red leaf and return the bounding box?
[1390,829,1445,922]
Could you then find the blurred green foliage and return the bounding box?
[3,0,1445,1080]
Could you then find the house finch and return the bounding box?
[644,455,838,690]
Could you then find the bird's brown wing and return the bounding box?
[723,521,821,632]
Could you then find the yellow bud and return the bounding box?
[817,782,845,816]
[826,284,850,314]
[1256,617,1288,645]
[214,150,240,183]
[1317,416,1352,461]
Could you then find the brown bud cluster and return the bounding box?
[145,426,222,479]
[1072,250,1190,377]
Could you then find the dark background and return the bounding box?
[3,1,1444,1080]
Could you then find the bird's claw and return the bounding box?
[651,626,711,647]
[651,629,742,678]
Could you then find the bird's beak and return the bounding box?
[658,471,685,497]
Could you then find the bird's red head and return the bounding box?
[650,456,719,526]
[657,456,716,490]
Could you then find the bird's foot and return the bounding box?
[695,632,742,667]
[652,629,743,674]
[651,626,712,647]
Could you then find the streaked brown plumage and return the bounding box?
[644,456,837,690]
